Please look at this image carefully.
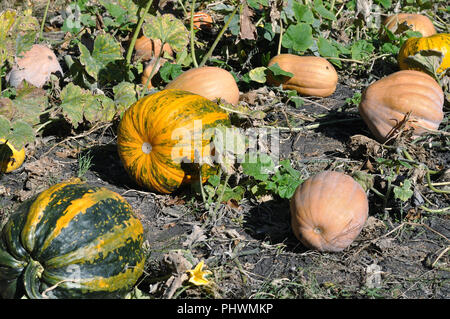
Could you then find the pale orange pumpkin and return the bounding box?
[267,54,338,97]
[134,36,173,62]
[141,57,168,89]
[290,171,369,252]
[358,70,444,142]
[166,66,240,105]
[7,44,63,88]
[382,13,436,37]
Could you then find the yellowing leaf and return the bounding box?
[143,14,189,52]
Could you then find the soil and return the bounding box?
[1,80,448,299]
[0,0,449,300]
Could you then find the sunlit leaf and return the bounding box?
[113,82,138,115]
[142,14,189,52]
[282,23,313,52]
[78,33,122,80]
[60,83,88,128]
[249,66,267,83]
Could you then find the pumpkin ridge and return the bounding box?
[21,179,84,253]
[39,188,122,254]
[44,217,143,268]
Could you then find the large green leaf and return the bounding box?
[60,83,88,128]
[113,82,138,115]
[8,120,34,150]
[12,86,48,126]
[78,33,123,80]
[142,14,189,52]
[84,95,116,124]
[282,23,313,52]
[0,118,35,150]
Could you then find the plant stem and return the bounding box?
[419,205,450,214]
[199,164,208,208]
[39,0,51,42]
[277,16,283,56]
[212,172,231,220]
[259,118,361,132]
[139,44,164,99]
[198,3,241,67]
[125,0,154,66]
[190,0,199,68]
[177,0,188,16]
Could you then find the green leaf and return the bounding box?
[159,62,183,83]
[8,120,35,150]
[403,50,444,78]
[267,63,294,78]
[12,86,48,126]
[375,0,392,9]
[286,90,304,108]
[313,0,336,21]
[393,179,414,202]
[282,23,313,52]
[15,31,36,58]
[292,3,315,24]
[113,82,138,115]
[248,67,267,83]
[317,37,340,67]
[0,115,11,138]
[78,33,122,80]
[142,14,189,52]
[83,95,115,124]
[351,40,374,61]
[59,83,87,128]
[242,153,275,181]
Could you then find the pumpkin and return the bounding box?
[0,139,25,173]
[117,89,230,194]
[382,13,436,37]
[6,44,63,88]
[166,66,240,105]
[141,57,168,89]
[398,33,449,74]
[267,54,338,97]
[134,35,173,62]
[290,171,369,252]
[188,12,213,30]
[0,178,145,299]
[358,70,444,142]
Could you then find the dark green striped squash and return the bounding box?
[0,178,145,299]
[117,89,230,194]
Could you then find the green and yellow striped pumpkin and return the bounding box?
[0,178,145,299]
[117,89,230,194]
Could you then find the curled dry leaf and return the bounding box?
[7,44,63,88]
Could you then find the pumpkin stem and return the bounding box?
[23,259,46,299]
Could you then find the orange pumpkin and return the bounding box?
[290,171,369,252]
[267,54,338,97]
[166,66,240,105]
[141,57,168,89]
[382,13,436,37]
[117,89,230,194]
[134,36,173,62]
[189,12,213,30]
[358,70,444,142]
[7,44,63,88]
